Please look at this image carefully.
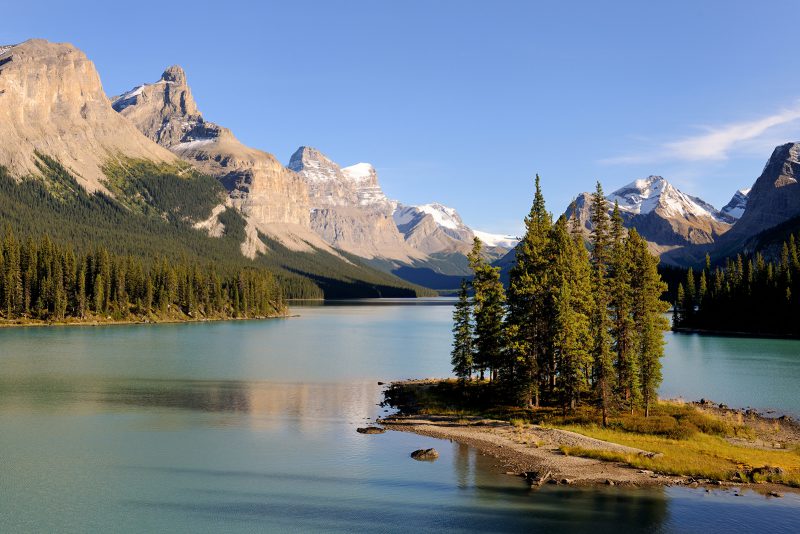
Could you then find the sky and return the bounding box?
[4,1,800,235]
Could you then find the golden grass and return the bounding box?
[558,425,800,487]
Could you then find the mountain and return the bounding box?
[721,189,750,220]
[392,202,514,257]
[706,143,800,261]
[717,143,800,246]
[566,176,734,257]
[0,39,431,299]
[0,39,175,192]
[288,146,424,262]
[392,202,473,254]
[111,66,329,258]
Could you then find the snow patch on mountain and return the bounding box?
[720,188,750,220]
[341,163,375,183]
[415,203,464,231]
[608,176,730,223]
[173,138,216,150]
[473,230,519,249]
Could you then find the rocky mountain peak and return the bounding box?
[287,146,341,182]
[161,64,187,84]
[113,65,313,238]
[0,38,175,192]
[112,65,205,147]
[720,142,800,244]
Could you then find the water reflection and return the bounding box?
[0,377,385,422]
[1,304,800,532]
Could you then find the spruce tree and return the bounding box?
[609,203,638,412]
[451,279,474,383]
[628,230,669,416]
[589,181,614,426]
[468,238,506,383]
[507,175,552,406]
[674,283,685,327]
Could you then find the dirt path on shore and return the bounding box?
[380,414,679,486]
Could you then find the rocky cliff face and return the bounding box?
[288,147,423,261]
[720,143,800,244]
[0,39,175,192]
[565,176,733,255]
[112,67,312,236]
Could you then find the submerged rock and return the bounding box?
[356,427,386,435]
[410,448,439,461]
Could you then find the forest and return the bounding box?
[0,155,430,300]
[451,178,670,422]
[0,224,285,323]
[673,234,800,336]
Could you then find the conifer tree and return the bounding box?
[589,182,614,426]
[451,279,474,383]
[609,203,638,411]
[468,238,506,383]
[674,283,685,327]
[507,175,552,406]
[628,230,669,416]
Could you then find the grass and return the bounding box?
[384,379,800,488]
[555,417,800,487]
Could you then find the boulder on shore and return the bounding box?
[410,448,439,461]
[356,427,386,435]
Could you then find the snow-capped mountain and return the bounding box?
[341,163,391,207]
[566,176,734,257]
[607,176,734,224]
[288,147,421,261]
[392,201,516,257]
[720,188,750,220]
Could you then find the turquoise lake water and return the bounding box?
[1,299,799,532]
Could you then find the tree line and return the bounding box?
[0,225,285,323]
[0,156,429,300]
[451,178,670,421]
[674,234,800,336]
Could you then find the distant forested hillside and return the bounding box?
[0,156,432,299]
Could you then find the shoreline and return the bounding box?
[672,327,800,340]
[379,379,800,493]
[0,312,292,330]
[380,413,680,488]
[379,413,796,494]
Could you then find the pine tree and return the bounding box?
[589,181,614,426]
[468,237,506,383]
[451,279,474,383]
[628,230,669,416]
[507,175,552,406]
[609,203,638,412]
[674,283,685,327]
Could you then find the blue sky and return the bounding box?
[5,1,800,234]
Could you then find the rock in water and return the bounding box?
[525,470,552,486]
[410,448,439,461]
[356,427,385,435]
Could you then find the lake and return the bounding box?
[1,299,799,532]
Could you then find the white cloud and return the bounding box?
[601,103,800,165]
